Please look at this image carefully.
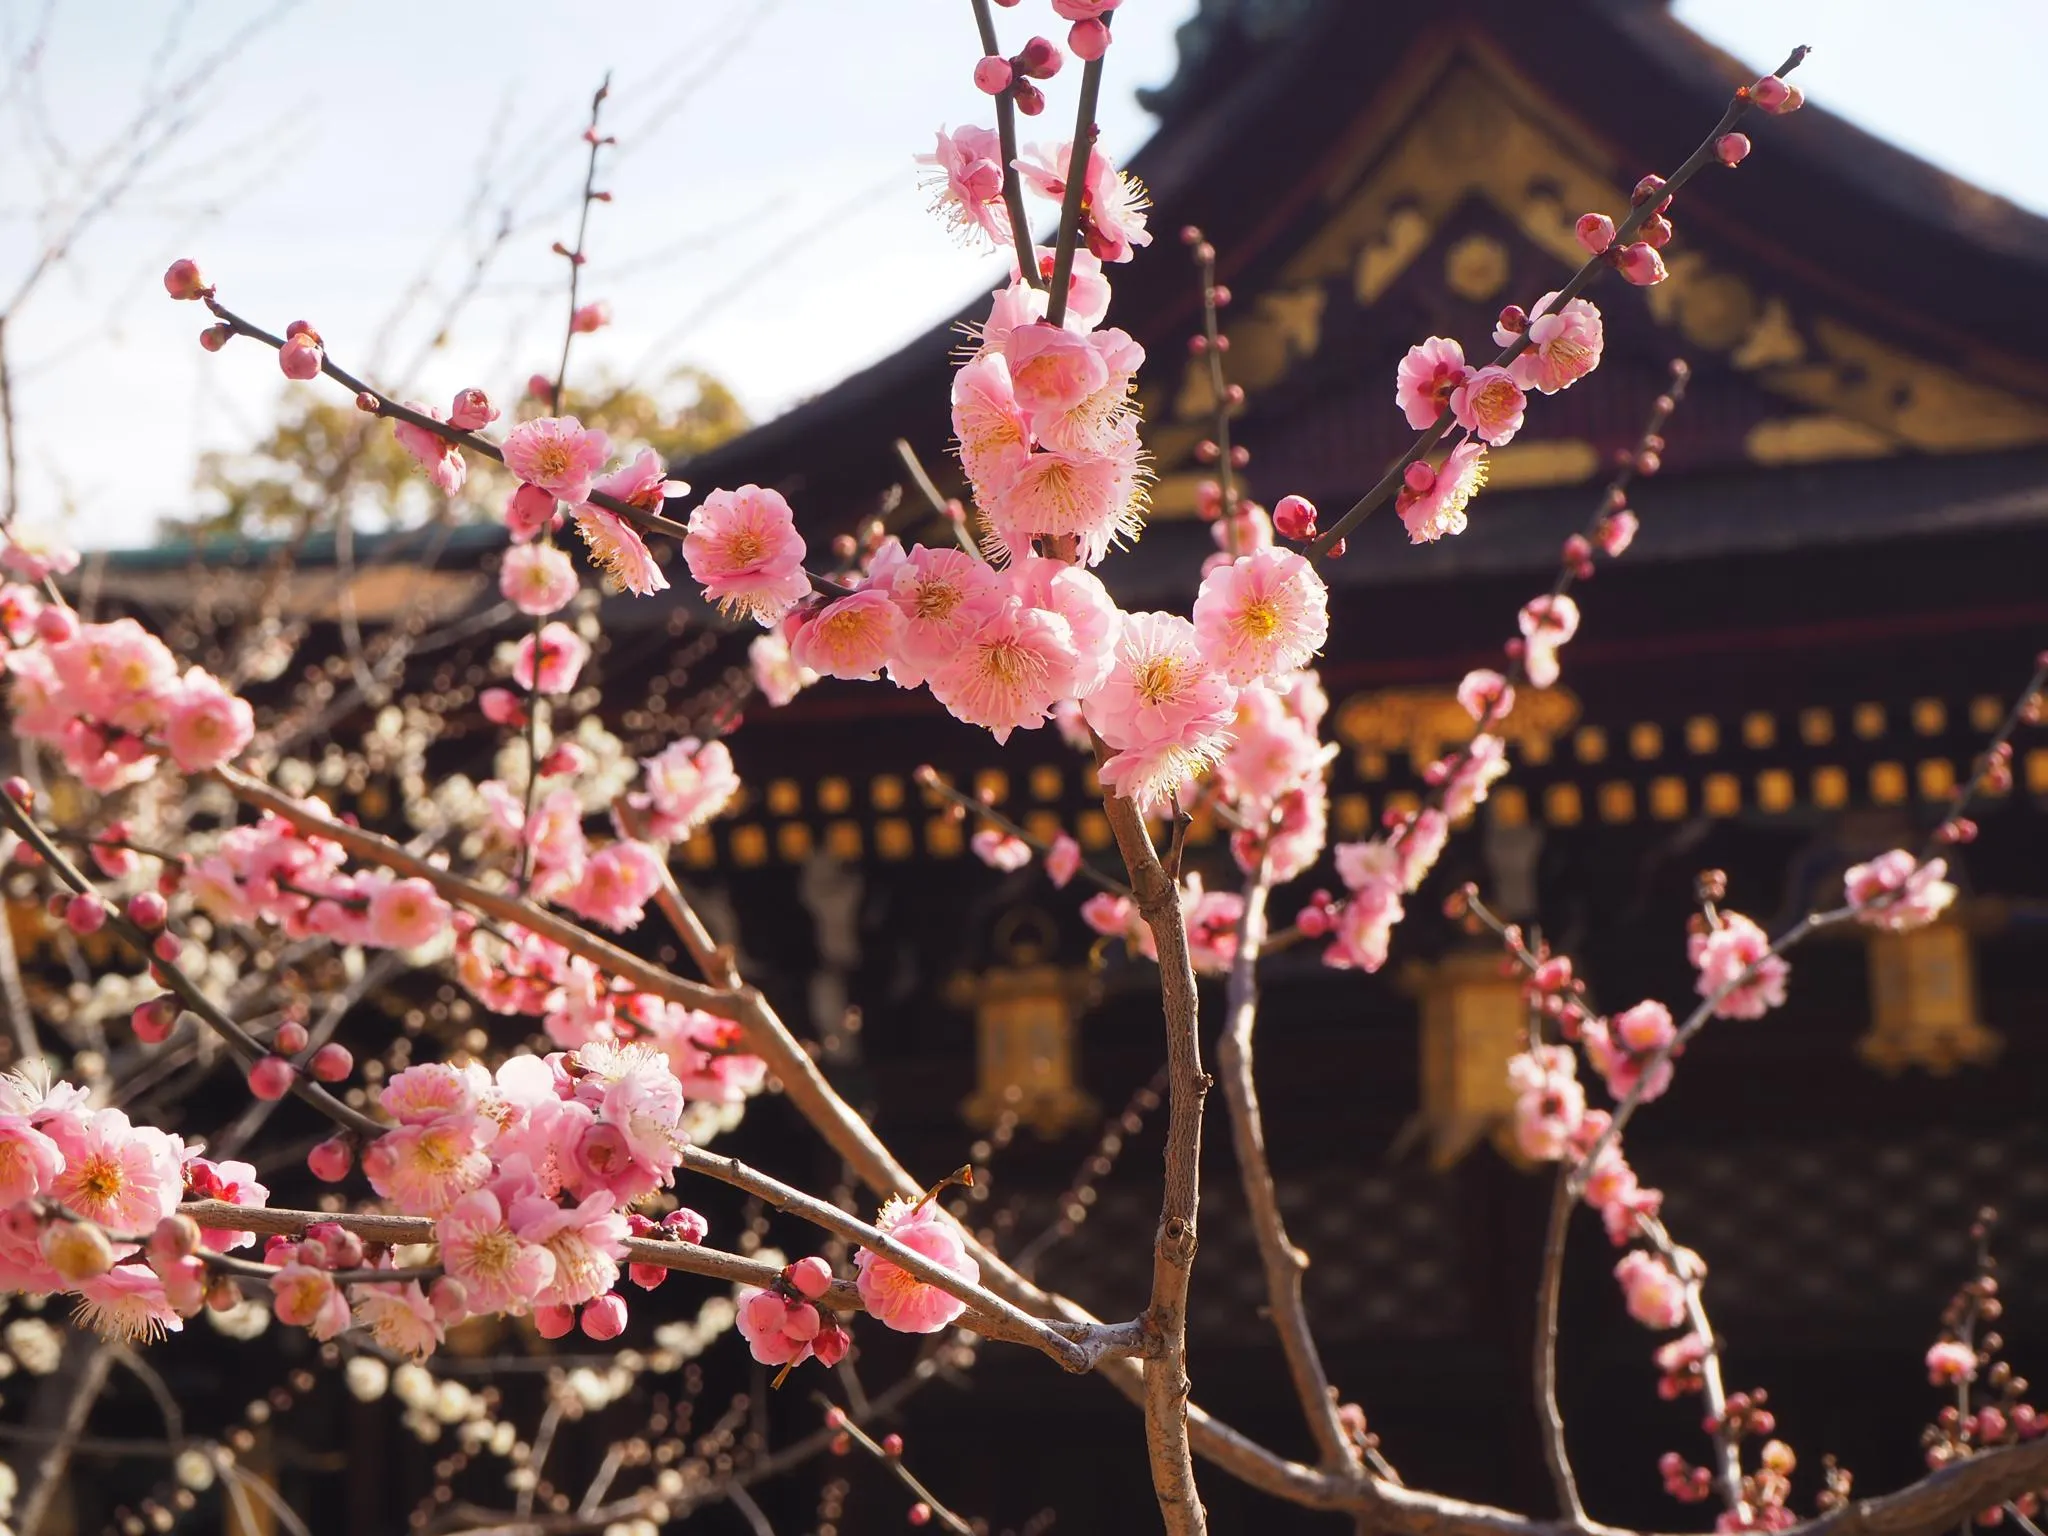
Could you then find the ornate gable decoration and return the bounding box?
[1139,45,2048,514]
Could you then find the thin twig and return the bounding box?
[1534,1166,1587,1527]
[1307,50,1807,562]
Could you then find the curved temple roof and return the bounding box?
[670,0,2048,600]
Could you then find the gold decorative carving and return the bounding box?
[1140,53,2048,480]
[1403,949,1531,1169]
[1859,920,2002,1074]
[948,909,1098,1138]
[1335,685,1580,777]
[1444,233,1510,302]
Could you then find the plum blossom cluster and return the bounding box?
[4,603,254,791]
[0,1061,268,1344]
[185,810,455,949]
[1084,873,1247,976]
[455,923,765,1100]
[697,454,1333,813]
[735,1255,851,1375]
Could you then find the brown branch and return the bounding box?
[1534,1165,1587,1527]
[1308,49,1806,561]
[1638,1216,1742,1514]
[0,790,385,1140]
[1098,776,1210,1536]
[1215,869,1358,1475]
[812,1394,977,1535]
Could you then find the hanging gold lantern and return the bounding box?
[1858,919,2001,1074]
[1402,949,1529,1169]
[948,909,1098,1139]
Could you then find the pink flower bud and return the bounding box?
[132,995,179,1044]
[1012,79,1046,115]
[1640,214,1674,249]
[64,893,106,935]
[580,1293,628,1340]
[506,482,558,543]
[1574,212,1615,255]
[526,372,553,401]
[447,388,498,431]
[1324,537,1346,559]
[1616,243,1667,286]
[279,334,323,381]
[307,1136,353,1182]
[1272,494,1318,541]
[1,778,30,808]
[152,931,182,964]
[33,605,77,643]
[883,1432,905,1456]
[1751,75,1792,111]
[274,1019,310,1055]
[1068,18,1109,59]
[150,1214,201,1262]
[125,891,168,931]
[533,1303,576,1339]
[43,1221,115,1282]
[663,1207,709,1244]
[199,324,232,351]
[163,259,209,300]
[973,55,1013,93]
[813,1319,850,1367]
[1716,133,1751,167]
[309,1043,353,1082]
[789,1256,834,1300]
[570,302,611,334]
[1632,174,1669,209]
[1403,461,1437,493]
[479,687,529,728]
[909,1504,932,1527]
[248,1055,296,1101]
[1014,36,1063,78]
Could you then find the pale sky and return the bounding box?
[2,1,2043,549]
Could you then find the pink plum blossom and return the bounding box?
[1844,851,1957,931]
[1014,141,1151,262]
[631,737,740,841]
[1395,338,1470,429]
[577,449,678,596]
[513,1190,628,1308]
[1397,443,1488,544]
[72,1265,182,1343]
[272,1262,351,1339]
[1926,1340,1978,1385]
[363,1116,492,1216]
[916,126,1011,246]
[1499,293,1604,395]
[1689,913,1789,1020]
[1519,594,1581,689]
[0,1116,64,1206]
[1507,1046,1585,1161]
[162,668,254,772]
[501,542,580,616]
[928,598,1079,744]
[563,841,664,931]
[882,545,1009,690]
[737,1287,825,1367]
[366,878,452,950]
[1044,833,1083,888]
[1191,548,1329,685]
[515,622,590,694]
[855,1198,979,1334]
[683,485,811,626]
[971,829,1033,872]
[438,1189,556,1315]
[1457,669,1514,723]
[352,1281,445,1360]
[1614,1250,1689,1330]
[1086,611,1238,810]
[504,417,611,505]
[1449,366,1528,446]
[393,409,468,494]
[789,589,903,681]
[46,1108,183,1234]
[749,630,817,707]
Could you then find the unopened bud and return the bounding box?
[1068,18,1109,60]
[973,56,1013,94]
[163,259,210,300]
[1716,132,1752,167]
[1616,243,1668,286]
[1574,212,1615,255]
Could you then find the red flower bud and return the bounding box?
[1716,132,1752,167]
[163,259,209,300]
